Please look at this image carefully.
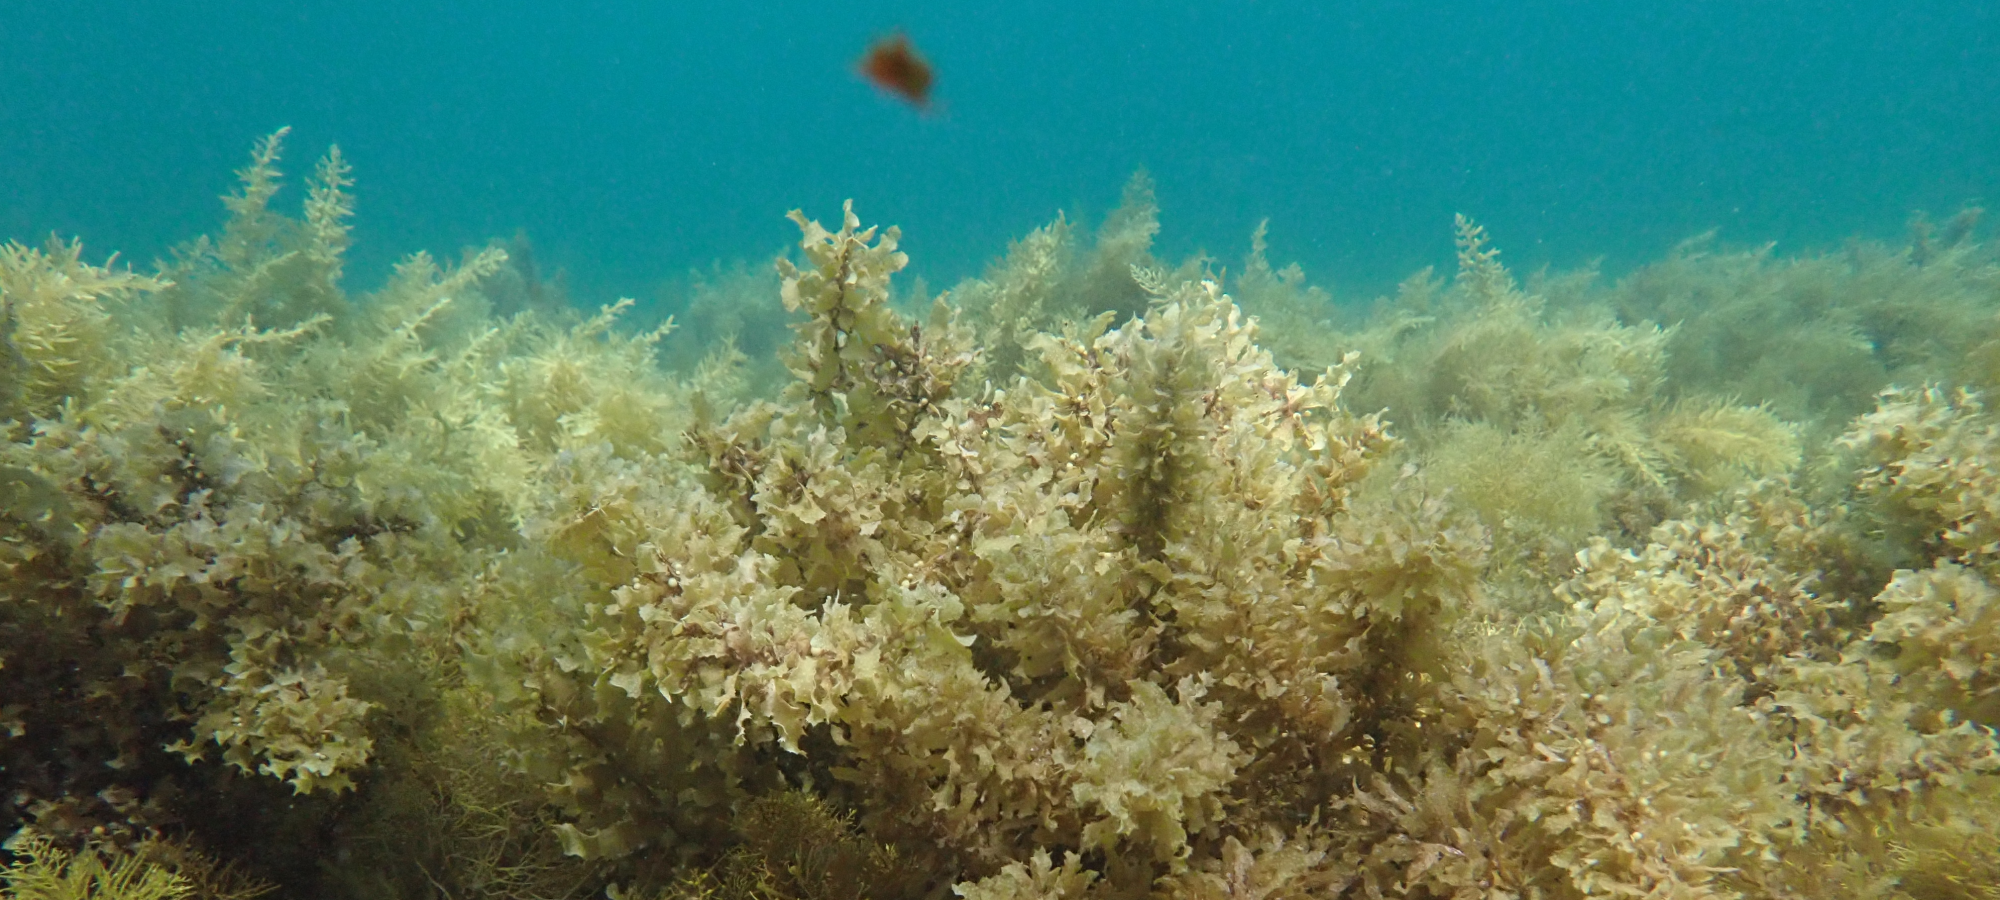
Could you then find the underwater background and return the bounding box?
[6,0,1997,305]
[10,3,2000,900]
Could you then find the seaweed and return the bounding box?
[1,835,190,900]
[8,134,2000,900]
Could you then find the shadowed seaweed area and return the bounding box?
[5,133,2000,900]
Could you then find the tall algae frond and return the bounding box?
[6,137,2000,900]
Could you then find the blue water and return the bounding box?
[4,1,1996,306]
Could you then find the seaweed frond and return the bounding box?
[0,834,191,900]
[1452,213,1513,305]
[217,127,290,270]
[0,238,166,418]
[302,145,354,284]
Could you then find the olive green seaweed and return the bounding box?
[5,132,2000,900]
[0,836,190,900]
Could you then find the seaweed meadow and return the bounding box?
[2,124,1999,899]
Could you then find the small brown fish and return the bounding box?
[858,33,933,110]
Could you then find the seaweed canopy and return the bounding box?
[482,198,1500,895]
[0,130,684,896]
[1328,215,1800,593]
[12,131,2000,900]
[1605,207,1999,433]
[503,202,2000,900]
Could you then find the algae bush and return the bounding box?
[4,133,2000,900]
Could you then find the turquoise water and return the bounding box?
[4,1,1996,302]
